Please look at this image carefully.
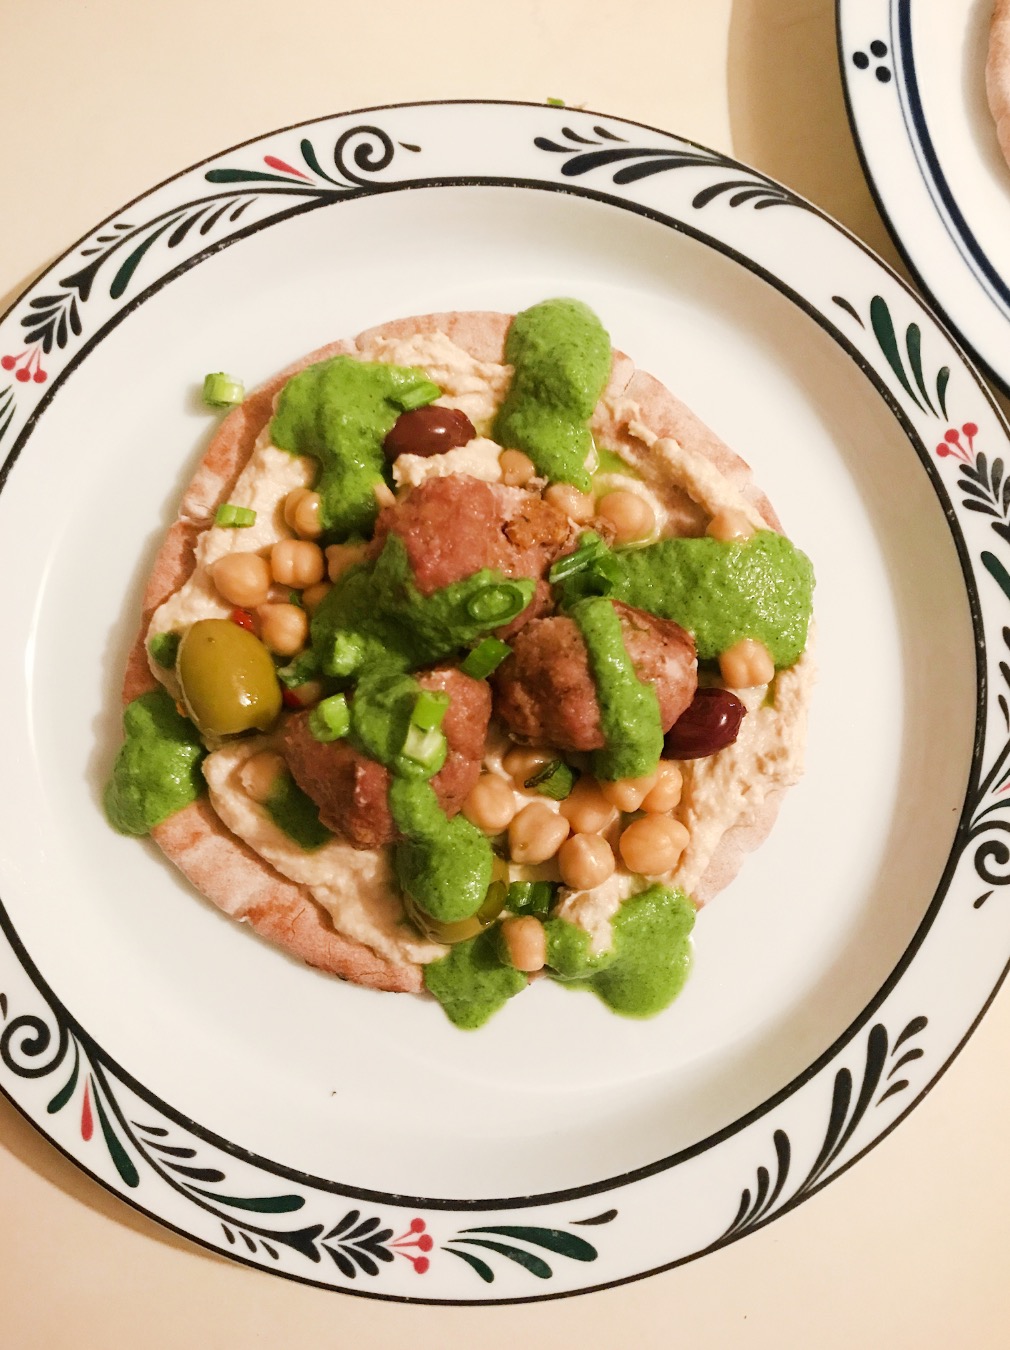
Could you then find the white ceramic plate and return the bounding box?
[0,101,1006,1302]
[839,0,1010,393]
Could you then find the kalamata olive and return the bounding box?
[664,687,746,760]
[383,406,476,461]
[177,618,282,737]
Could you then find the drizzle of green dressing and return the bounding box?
[389,779,493,924]
[310,535,534,677]
[265,772,332,850]
[545,885,695,1017]
[492,298,611,490]
[610,530,814,667]
[570,596,663,781]
[422,928,527,1029]
[594,446,638,478]
[104,688,205,836]
[270,355,440,540]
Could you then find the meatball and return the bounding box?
[371,474,570,596]
[492,602,697,751]
[284,667,491,848]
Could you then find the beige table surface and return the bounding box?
[3,1,1010,1346]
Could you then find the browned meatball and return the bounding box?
[492,602,697,751]
[371,475,570,597]
[284,668,491,848]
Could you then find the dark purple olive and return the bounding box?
[664,687,746,760]
[383,406,476,461]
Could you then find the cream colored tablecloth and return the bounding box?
[3,1,1009,1345]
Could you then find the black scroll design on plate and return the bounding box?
[965,627,1010,907]
[708,1017,928,1248]
[534,124,811,212]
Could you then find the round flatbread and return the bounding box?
[987,0,1010,168]
[120,310,813,998]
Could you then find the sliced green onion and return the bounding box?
[460,637,512,679]
[329,631,364,676]
[546,96,566,107]
[402,724,446,768]
[276,650,319,688]
[214,503,256,528]
[288,590,304,608]
[505,880,557,917]
[465,582,527,625]
[548,532,606,583]
[308,693,350,743]
[524,759,578,800]
[396,380,442,412]
[147,630,181,670]
[203,372,245,408]
[412,689,450,732]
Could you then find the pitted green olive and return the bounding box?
[177,619,282,737]
[404,879,507,945]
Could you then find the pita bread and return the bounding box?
[987,0,1010,168]
[119,310,811,1001]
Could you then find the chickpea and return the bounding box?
[270,539,325,589]
[500,916,546,973]
[619,815,690,876]
[283,487,323,539]
[599,770,660,813]
[211,552,271,609]
[640,761,683,813]
[707,508,755,543]
[240,751,286,804]
[257,602,309,656]
[596,489,655,543]
[301,580,332,614]
[559,777,618,834]
[462,773,517,834]
[544,483,595,523]
[509,802,570,864]
[326,542,368,584]
[499,449,536,487]
[502,745,555,786]
[558,833,616,891]
[719,637,775,689]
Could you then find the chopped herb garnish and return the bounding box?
[401,724,446,769]
[147,630,181,670]
[465,582,528,625]
[214,502,257,528]
[524,759,578,800]
[505,880,557,917]
[412,689,450,732]
[308,693,350,742]
[460,637,512,679]
[203,372,245,408]
[276,650,319,688]
[546,97,566,107]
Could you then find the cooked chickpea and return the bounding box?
[270,539,325,589]
[283,487,323,539]
[499,449,536,487]
[707,508,755,543]
[502,745,555,786]
[462,773,517,834]
[544,483,595,523]
[211,552,272,608]
[326,542,368,584]
[619,815,689,876]
[509,802,570,865]
[640,761,683,813]
[558,833,616,891]
[599,770,660,813]
[240,751,286,804]
[719,637,775,689]
[596,489,655,543]
[500,916,546,973]
[559,777,618,834]
[257,602,309,656]
[301,580,332,614]
[373,480,396,509]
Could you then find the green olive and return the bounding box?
[404,878,507,945]
[177,618,282,737]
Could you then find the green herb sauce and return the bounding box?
[570,596,663,781]
[610,530,814,667]
[545,885,695,1017]
[104,688,205,836]
[492,298,611,490]
[422,927,528,1029]
[310,535,534,677]
[593,447,638,478]
[389,779,494,924]
[265,772,332,851]
[270,355,440,540]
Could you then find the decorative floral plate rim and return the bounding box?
[0,99,1006,1301]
